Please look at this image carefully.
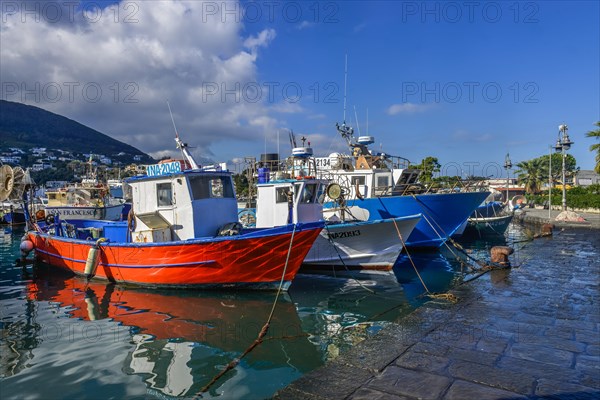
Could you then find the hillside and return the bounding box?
[0,100,152,161]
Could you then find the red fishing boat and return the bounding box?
[23,134,323,290]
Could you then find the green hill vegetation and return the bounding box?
[0,100,152,162]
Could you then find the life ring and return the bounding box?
[35,209,46,221]
[127,210,136,231]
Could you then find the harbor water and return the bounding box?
[0,224,528,399]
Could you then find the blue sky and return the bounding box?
[1,1,598,176]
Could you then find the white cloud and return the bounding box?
[0,1,280,159]
[297,21,315,30]
[353,22,367,33]
[270,102,305,114]
[243,29,276,52]
[386,103,433,115]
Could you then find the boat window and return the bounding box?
[376,175,389,188]
[276,187,290,203]
[189,175,235,200]
[157,183,173,206]
[297,183,318,203]
[351,176,366,185]
[316,183,326,204]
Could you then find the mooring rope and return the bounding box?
[323,224,376,294]
[386,207,458,304]
[195,223,298,398]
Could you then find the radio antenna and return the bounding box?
[167,101,199,170]
[167,100,180,139]
[343,54,348,123]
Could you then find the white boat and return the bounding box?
[253,145,421,271]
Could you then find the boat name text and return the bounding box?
[328,229,361,240]
[147,161,182,177]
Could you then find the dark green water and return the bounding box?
[0,224,525,399]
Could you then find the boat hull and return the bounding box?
[324,191,490,249]
[0,209,25,225]
[302,214,421,270]
[27,222,323,290]
[466,214,513,236]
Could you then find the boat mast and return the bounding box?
[167,101,200,170]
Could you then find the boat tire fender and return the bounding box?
[127,210,136,232]
[45,214,55,225]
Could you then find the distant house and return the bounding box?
[133,155,143,161]
[31,163,52,171]
[0,156,22,163]
[575,170,600,187]
[100,157,112,165]
[31,147,47,155]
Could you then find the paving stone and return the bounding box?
[281,362,373,399]
[535,378,599,398]
[497,355,580,381]
[558,319,598,332]
[334,331,411,372]
[543,325,576,340]
[366,366,451,400]
[348,387,412,400]
[475,337,510,354]
[515,333,586,353]
[272,387,327,400]
[410,341,450,357]
[448,359,535,394]
[442,379,527,400]
[576,330,600,344]
[395,350,449,374]
[512,311,557,327]
[585,345,600,356]
[447,347,499,366]
[508,342,575,366]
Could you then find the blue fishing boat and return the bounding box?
[314,122,489,249]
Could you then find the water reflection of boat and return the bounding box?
[25,269,321,398]
[289,273,412,360]
[393,252,461,307]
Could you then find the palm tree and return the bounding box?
[515,158,546,194]
[586,121,600,174]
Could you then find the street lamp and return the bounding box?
[553,124,573,211]
[504,153,512,203]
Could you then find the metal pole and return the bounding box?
[561,147,567,211]
[506,169,509,203]
[548,146,552,219]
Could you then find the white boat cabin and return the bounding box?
[255,177,327,228]
[127,160,237,242]
[310,123,422,200]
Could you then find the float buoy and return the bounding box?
[20,236,34,258]
[84,238,107,280]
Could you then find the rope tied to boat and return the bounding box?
[385,203,458,304]
[195,223,298,398]
[323,223,376,294]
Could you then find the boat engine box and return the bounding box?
[134,228,171,243]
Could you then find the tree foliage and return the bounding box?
[585,121,600,174]
[410,156,441,184]
[516,153,578,194]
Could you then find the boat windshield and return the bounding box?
[188,175,235,200]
